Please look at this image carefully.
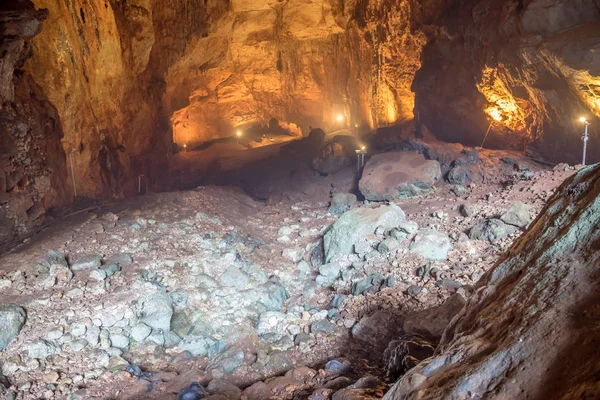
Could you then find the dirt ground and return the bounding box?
[0,139,578,399]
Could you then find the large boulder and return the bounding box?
[469,218,517,242]
[501,201,532,228]
[136,290,173,331]
[312,142,354,175]
[384,164,600,399]
[324,205,406,262]
[0,304,26,350]
[409,228,453,261]
[359,151,441,201]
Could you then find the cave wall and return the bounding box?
[164,0,433,146]
[3,0,600,249]
[414,0,600,163]
[0,2,71,248]
[19,0,434,194]
[22,0,209,199]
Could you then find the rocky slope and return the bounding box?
[384,162,600,399]
[0,146,577,399]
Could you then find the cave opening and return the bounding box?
[1,0,600,399]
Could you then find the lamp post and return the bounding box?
[579,117,590,166]
[356,145,367,171]
[481,115,502,149]
[236,131,242,144]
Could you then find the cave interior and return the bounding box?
[1,0,600,399]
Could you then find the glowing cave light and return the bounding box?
[361,145,366,151]
[236,131,242,136]
[488,107,503,122]
[337,115,344,122]
[579,116,588,123]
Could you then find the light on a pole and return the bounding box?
[579,117,590,165]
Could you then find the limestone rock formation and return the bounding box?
[384,163,600,399]
[2,0,600,249]
[0,2,70,248]
[414,0,600,163]
[359,151,442,200]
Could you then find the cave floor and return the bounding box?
[0,157,576,399]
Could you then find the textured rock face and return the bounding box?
[384,164,600,399]
[0,2,71,248]
[2,0,600,250]
[414,0,600,163]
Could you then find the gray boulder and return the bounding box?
[328,193,357,214]
[71,254,102,271]
[469,219,518,242]
[316,263,342,287]
[324,205,406,262]
[409,229,453,261]
[27,339,59,359]
[0,304,26,350]
[501,202,532,228]
[446,165,470,185]
[220,266,250,289]
[136,290,173,331]
[359,151,441,200]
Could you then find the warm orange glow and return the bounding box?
[478,67,527,130]
[337,115,344,122]
[361,145,366,151]
[579,116,587,123]
[236,131,242,136]
[386,102,397,123]
[488,107,503,122]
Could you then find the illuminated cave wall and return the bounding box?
[164,0,431,147]
[414,0,600,163]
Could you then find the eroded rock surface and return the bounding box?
[385,163,600,399]
[359,152,442,200]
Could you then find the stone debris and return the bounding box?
[0,153,576,399]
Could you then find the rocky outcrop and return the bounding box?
[0,1,71,248]
[384,163,600,399]
[414,0,600,164]
[359,151,442,200]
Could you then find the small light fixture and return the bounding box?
[361,145,366,151]
[337,115,344,122]
[579,117,590,165]
[236,131,242,136]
